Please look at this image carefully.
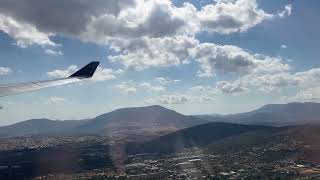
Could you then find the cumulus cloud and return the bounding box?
[115,81,167,95]
[0,0,136,36]
[108,36,197,70]
[192,43,290,77]
[108,35,291,75]
[245,68,320,92]
[282,87,320,103]
[198,0,274,34]
[207,67,320,95]
[216,81,247,94]
[159,93,190,104]
[200,95,215,102]
[0,0,300,100]
[208,1,291,34]
[45,49,63,56]
[202,1,292,34]
[0,67,12,75]
[148,86,166,92]
[47,65,118,81]
[49,96,66,104]
[0,0,290,39]
[0,14,56,48]
[281,44,287,49]
[82,0,190,40]
[146,91,215,105]
[91,67,117,82]
[0,0,135,51]
[115,82,137,94]
[140,82,166,92]
[0,0,291,57]
[192,44,255,77]
[154,77,180,85]
[47,65,78,78]
[188,65,320,95]
[278,4,292,18]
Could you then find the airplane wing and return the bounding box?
[0,61,100,97]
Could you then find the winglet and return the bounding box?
[70,61,100,78]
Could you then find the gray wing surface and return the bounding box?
[0,61,99,97]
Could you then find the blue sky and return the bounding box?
[0,0,319,125]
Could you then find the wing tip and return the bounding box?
[70,61,100,78]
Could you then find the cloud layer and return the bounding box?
[0,0,290,56]
[2,0,311,105]
[0,67,12,75]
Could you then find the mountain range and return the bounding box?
[195,102,320,126]
[1,102,320,139]
[0,105,207,139]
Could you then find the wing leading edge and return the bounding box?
[0,61,100,97]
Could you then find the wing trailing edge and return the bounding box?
[0,61,100,97]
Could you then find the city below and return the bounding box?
[0,103,320,179]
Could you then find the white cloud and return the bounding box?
[216,80,247,94]
[281,44,287,49]
[114,80,169,95]
[99,0,291,71]
[47,65,118,81]
[91,67,117,82]
[154,77,180,85]
[246,68,320,91]
[192,43,291,77]
[190,85,211,92]
[0,0,291,41]
[159,93,190,104]
[282,87,320,103]
[80,0,291,41]
[81,0,192,40]
[207,67,320,95]
[145,92,213,105]
[115,82,137,94]
[139,82,152,88]
[198,0,274,34]
[108,36,197,70]
[47,65,78,78]
[49,97,66,104]
[108,35,292,76]
[144,85,218,104]
[0,0,291,62]
[45,49,63,56]
[0,0,299,100]
[200,95,215,102]
[0,14,56,48]
[140,82,167,92]
[189,85,219,103]
[0,67,12,75]
[148,85,166,92]
[278,4,292,18]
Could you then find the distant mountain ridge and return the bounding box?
[2,102,320,138]
[0,105,208,138]
[195,102,320,126]
[0,119,86,137]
